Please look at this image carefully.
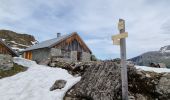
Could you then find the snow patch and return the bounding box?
[0,57,81,100]
[10,41,30,47]
[135,65,170,73]
[2,38,5,41]
[31,41,38,45]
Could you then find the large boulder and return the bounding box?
[64,61,122,100]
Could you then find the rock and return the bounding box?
[50,80,67,91]
[135,94,148,100]
[128,96,135,100]
[156,73,170,99]
[64,61,122,100]
[0,54,13,71]
[50,63,56,67]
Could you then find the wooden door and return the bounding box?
[77,52,82,61]
[24,51,32,60]
[0,44,10,54]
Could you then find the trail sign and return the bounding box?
[112,32,128,45]
[112,32,128,40]
[112,39,120,45]
[112,19,128,100]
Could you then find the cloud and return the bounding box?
[0,0,170,59]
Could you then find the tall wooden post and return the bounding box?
[112,19,128,100]
[119,19,128,100]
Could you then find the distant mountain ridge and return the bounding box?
[129,45,170,68]
[0,29,38,52]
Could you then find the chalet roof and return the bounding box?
[0,39,19,57]
[23,32,92,53]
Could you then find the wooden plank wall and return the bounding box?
[53,34,91,53]
[54,39,83,52]
[0,43,11,55]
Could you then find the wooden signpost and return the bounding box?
[112,19,128,100]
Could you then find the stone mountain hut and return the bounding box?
[22,32,92,63]
[0,39,18,69]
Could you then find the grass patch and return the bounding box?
[0,63,27,79]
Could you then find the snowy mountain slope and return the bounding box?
[0,30,38,52]
[130,45,170,68]
[160,45,170,53]
[0,57,81,100]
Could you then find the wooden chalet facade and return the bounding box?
[0,39,18,57]
[22,32,92,63]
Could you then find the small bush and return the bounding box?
[91,55,97,61]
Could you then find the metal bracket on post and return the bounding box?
[112,19,128,100]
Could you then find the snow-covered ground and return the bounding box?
[135,65,170,73]
[0,57,81,100]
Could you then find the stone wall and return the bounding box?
[82,52,91,62]
[50,48,73,63]
[0,54,13,70]
[71,51,77,62]
[50,49,91,63]
[32,48,50,63]
[50,48,62,57]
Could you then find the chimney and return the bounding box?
[57,33,61,38]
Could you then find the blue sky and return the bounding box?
[0,0,170,59]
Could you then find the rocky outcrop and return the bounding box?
[64,60,121,100]
[63,60,170,100]
[50,80,67,91]
[0,29,38,51]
